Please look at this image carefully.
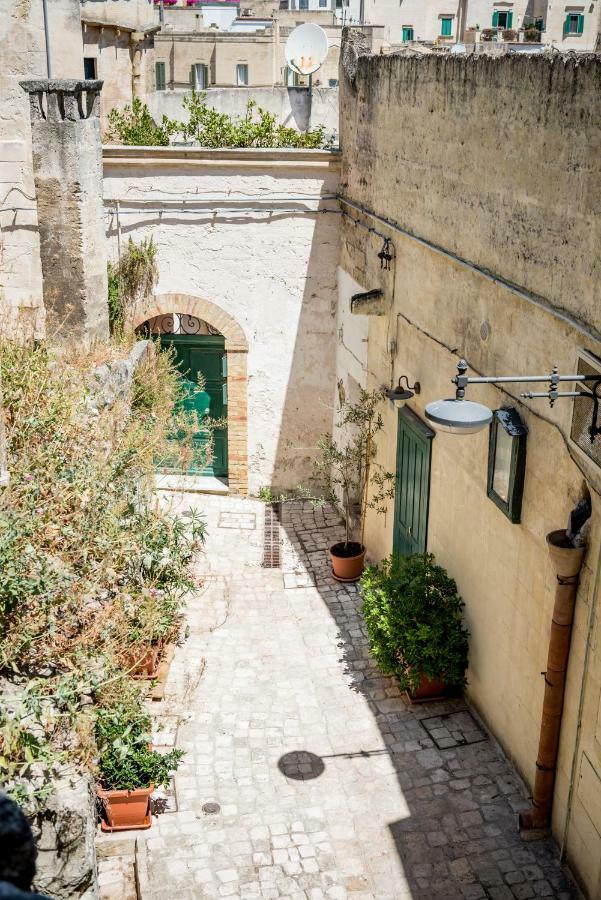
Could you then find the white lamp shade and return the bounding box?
[425,398,493,434]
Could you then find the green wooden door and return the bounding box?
[160,334,228,477]
[393,408,434,556]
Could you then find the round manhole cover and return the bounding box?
[201,802,221,815]
[278,751,325,781]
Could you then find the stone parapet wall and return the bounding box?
[340,46,601,333]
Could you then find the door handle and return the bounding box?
[407,526,413,537]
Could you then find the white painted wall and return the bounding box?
[102,149,341,493]
[147,86,339,136]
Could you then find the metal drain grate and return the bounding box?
[262,503,282,568]
[420,709,487,750]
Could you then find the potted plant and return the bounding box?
[314,388,394,582]
[524,24,541,41]
[95,700,184,831]
[481,27,496,41]
[360,553,469,700]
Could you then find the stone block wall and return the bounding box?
[1,0,84,342]
[102,147,341,495]
[338,37,601,896]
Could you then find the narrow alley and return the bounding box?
[114,493,580,900]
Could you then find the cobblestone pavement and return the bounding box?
[137,493,580,900]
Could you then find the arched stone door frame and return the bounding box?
[131,293,248,494]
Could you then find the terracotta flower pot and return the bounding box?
[329,541,366,582]
[407,673,450,703]
[97,784,154,832]
[126,644,161,679]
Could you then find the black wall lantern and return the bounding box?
[487,408,528,523]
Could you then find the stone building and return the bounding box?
[102,144,340,494]
[337,37,601,897]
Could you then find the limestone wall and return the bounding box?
[338,42,601,895]
[102,147,341,494]
[0,0,84,342]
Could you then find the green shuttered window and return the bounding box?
[402,26,414,41]
[155,62,166,91]
[440,17,453,36]
[564,12,584,33]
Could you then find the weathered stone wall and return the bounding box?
[340,49,601,331]
[1,0,84,342]
[338,41,601,896]
[102,147,340,495]
[21,81,109,345]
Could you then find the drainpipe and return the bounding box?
[519,530,587,832]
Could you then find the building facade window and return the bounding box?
[440,16,453,36]
[492,9,513,27]
[236,63,249,86]
[191,63,209,90]
[299,0,309,8]
[155,61,166,91]
[564,12,584,33]
[319,0,327,7]
[83,57,97,80]
[402,26,414,40]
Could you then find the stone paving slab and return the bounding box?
[138,493,581,900]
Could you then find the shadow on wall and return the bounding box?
[268,198,339,493]
[286,87,311,132]
[274,501,579,899]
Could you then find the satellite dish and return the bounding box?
[285,23,329,76]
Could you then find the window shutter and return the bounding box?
[155,62,165,91]
[577,13,584,33]
[506,11,513,27]
[492,10,499,26]
[563,13,570,32]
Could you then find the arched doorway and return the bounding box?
[131,294,248,494]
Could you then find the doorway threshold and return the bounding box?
[155,473,229,495]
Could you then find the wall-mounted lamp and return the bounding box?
[384,375,421,404]
[425,358,601,438]
[377,238,393,271]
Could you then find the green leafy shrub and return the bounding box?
[105,93,326,149]
[360,553,469,692]
[96,695,183,790]
[313,389,394,549]
[106,97,173,146]
[107,237,158,335]
[0,340,203,803]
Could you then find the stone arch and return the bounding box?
[130,292,248,352]
[132,292,248,495]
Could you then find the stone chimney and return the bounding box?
[19,79,109,344]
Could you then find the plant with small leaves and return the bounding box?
[313,389,394,549]
[106,98,174,147]
[360,553,469,692]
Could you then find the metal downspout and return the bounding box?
[519,530,587,832]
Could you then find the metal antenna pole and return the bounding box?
[42,0,52,78]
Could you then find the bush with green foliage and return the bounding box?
[360,553,469,692]
[95,691,183,790]
[106,97,173,146]
[105,93,326,149]
[0,340,203,805]
[107,237,158,335]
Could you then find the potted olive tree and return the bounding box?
[95,700,183,831]
[314,388,394,582]
[361,553,469,700]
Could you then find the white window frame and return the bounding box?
[236,63,249,86]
